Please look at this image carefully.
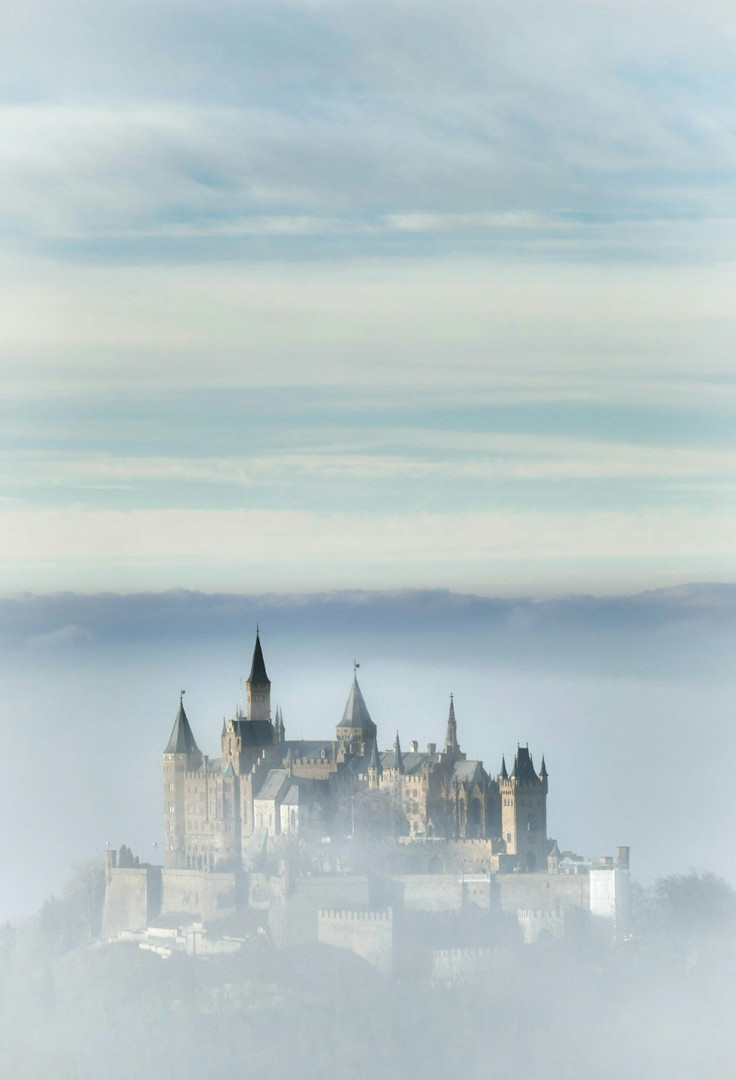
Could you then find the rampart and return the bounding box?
[102,866,162,938]
[494,871,590,914]
[160,869,236,921]
[317,908,394,976]
[430,945,515,986]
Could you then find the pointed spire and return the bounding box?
[369,737,382,774]
[164,694,200,755]
[221,717,227,737]
[540,755,548,778]
[393,731,405,774]
[444,693,459,754]
[500,755,508,780]
[248,629,270,686]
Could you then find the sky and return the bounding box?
[1,0,736,594]
[1,1,736,918]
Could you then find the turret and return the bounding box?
[367,736,383,789]
[499,744,548,872]
[162,692,201,869]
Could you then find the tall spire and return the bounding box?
[246,629,272,724]
[500,755,508,780]
[248,629,270,686]
[369,736,382,774]
[540,755,548,778]
[444,693,459,755]
[393,731,405,774]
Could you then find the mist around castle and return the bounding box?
[2,605,736,1080]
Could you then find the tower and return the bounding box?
[162,693,202,869]
[499,745,549,871]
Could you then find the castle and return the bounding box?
[163,630,552,875]
[103,628,630,967]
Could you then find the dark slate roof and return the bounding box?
[248,631,270,686]
[282,739,334,761]
[391,732,404,773]
[222,761,236,778]
[164,698,200,755]
[338,674,376,732]
[369,738,382,773]
[400,752,428,776]
[452,760,485,785]
[512,745,539,783]
[255,769,289,801]
[500,756,509,780]
[233,718,274,746]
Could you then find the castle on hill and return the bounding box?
[163,630,552,875]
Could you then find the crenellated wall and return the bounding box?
[317,908,394,976]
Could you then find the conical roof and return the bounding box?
[369,737,382,773]
[338,674,376,732]
[248,630,270,686]
[500,756,508,780]
[393,730,404,774]
[164,696,200,755]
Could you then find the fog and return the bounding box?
[1,585,735,919]
[1,585,735,1076]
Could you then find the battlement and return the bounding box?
[318,908,392,923]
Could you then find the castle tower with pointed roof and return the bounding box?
[163,693,203,869]
[336,665,377,760]
[499,745,549,871]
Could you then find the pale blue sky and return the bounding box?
[1,0,736,592]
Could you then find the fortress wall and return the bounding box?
[495,872,590,914]
[160,869,236,922]
[102,868,159,938]
[430,946,515,987]
[276,874,371,949]
[317,909,394,976]
[517,907,566,944]
[393,875,464,912]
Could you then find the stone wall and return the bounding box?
[317,909,394,976]
[430,946,515,987]
[494,871,590,914]
[276,873,371,948]
[160,869,236,922]
[102,866,161,938]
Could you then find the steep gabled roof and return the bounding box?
[248,630,270,686]
[338,673,376,732]
[164,696,200,755]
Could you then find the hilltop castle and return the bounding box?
[163,630,551,874]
